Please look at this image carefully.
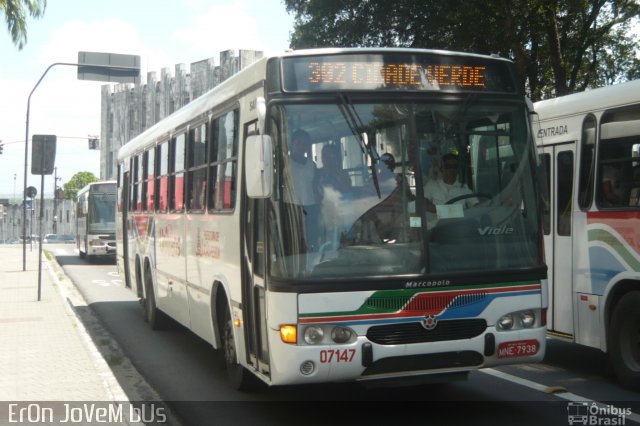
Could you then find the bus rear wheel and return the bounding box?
[608,291,640,390]
[220,302,256,391]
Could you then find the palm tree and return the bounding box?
[1,0,47,50]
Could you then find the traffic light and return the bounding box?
[0,144,3,154]
[88,137,100,149]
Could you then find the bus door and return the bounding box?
[241,123,271,377]
[540,143,575,335]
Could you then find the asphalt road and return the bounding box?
[48,244,640,426]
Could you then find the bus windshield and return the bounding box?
[88,193,116,234]
[268,98,541,279]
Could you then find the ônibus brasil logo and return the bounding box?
[567,402,632,425]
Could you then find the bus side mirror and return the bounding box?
[245,134,273,198]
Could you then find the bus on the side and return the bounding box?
[117,48,547,389]
[534,79,640,390]
[76,180,117,261]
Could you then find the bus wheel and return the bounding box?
[220,302,255,391]
[609,291,640,390]
[143,266,168,330]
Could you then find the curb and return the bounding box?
[43,250,184,426]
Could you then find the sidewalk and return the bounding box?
[0,244,178,425]
[0,244,122,401]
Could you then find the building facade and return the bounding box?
[1,198,76,241]
[99,49,263,180]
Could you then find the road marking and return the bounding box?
[482,368,640,424]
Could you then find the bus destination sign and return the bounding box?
[282,53,516,94]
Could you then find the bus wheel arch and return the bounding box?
[214,284,255,391]
[135,255,144,299]
[606,286,640,391]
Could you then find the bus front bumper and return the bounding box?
[265,326,546,386]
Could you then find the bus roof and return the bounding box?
[534,79,640,120]
[279,47,513,62]
[77,180,116,197]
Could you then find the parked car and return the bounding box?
[61,235,76,244]
[43,234,60,243]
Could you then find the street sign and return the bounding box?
[77,52,140,84]
[26,186,37,198]
[31,134,56,175]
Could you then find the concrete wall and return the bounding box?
[2,198,76,240]
[100,49,263,180]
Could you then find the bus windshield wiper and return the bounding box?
[337,92,382,198]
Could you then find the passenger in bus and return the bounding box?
[349,153,415,243]
[282,129,319,253]
[423,151,478,226]
[190,177,206,210]
[601,163,624,206]
[316,143,352,195]
[315,144,352,256]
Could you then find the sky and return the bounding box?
[0,0,295,200]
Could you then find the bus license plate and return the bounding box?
[497,339,539,358]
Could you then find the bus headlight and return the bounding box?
[520,311,536,328]
[331,327,353,343]
[300,325,356,345]
[497,314,514,330]
[303,326,324,345]
[497,309,538,331]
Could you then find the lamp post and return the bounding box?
[22,52,140,271]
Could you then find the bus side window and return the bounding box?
[187,122,208,212]
[171,133,186,212]
[208,110,239,212]
[157,141,169,212]
[147,147,155,212]
[578,116,596,209]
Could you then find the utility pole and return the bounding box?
[53,167,58,234]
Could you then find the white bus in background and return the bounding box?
[76,181,117,261]
[117,48,547,390]
[534,79,640,390]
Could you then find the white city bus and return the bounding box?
[534,79,640,390]
[76,181,117,261]
[117,48,547,389]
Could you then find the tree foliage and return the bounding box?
[1,0,47,49]
[284,0,640,100]
[63,171,98,201]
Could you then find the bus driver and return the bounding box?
[423,151,477,225]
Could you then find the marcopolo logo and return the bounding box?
[567,402,632,425]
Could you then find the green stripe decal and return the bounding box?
[588,228,640,272]
[298,280,540,318]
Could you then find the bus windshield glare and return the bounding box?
[88,193,116,234]
[268,99,541,279]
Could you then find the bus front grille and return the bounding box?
[366,319,487,345]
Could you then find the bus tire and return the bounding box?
[608,291,640,390]
[220,301,255,391]
[143,265,168,330]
